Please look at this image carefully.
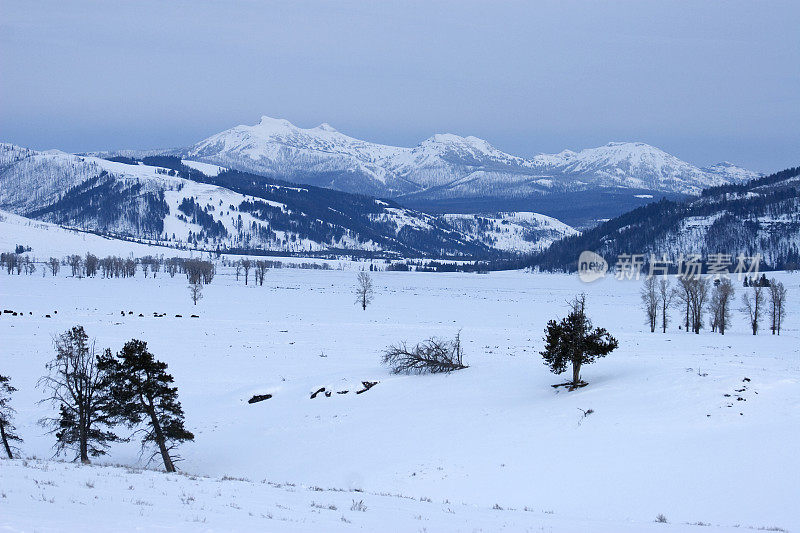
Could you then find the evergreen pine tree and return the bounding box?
[0,374,23,459]
[540,294,618,388]
[38,326,118,463]
[99,340,193,472]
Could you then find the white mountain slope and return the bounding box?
[442,212,579,253]
[0,143,576,256]
[182,116,759,199]
[188,116,414,196]
[530,142,755,194]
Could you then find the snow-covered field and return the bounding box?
[1,249,798,531]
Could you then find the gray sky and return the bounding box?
[1,0,798,172]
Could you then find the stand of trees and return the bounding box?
[640,274,789,336]
[29,326,193,472]
[709,278,735,334]
[769,280,787,335]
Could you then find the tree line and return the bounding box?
[640,275,788,335]
[2,250,215,283]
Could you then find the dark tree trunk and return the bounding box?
[572,362,581,386]
[1,422,13,459]
[80,416,90,463]
[146,405,175,472]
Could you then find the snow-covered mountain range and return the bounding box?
[178,116,760,199]
[0,143,575,258]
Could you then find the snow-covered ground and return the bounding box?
[1,240,798,531]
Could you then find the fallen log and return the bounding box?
[551,381,588,391]
[248,394,272,404]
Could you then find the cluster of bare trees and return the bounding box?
[1,326,194,471]
[709,279,735,334]
[3,250,223,282]
[233,258,269,286]
[641,277,675,333]
[1,252,37,275]
[184,259,215,285]
[642,275,788,335]
[768,281,788,335]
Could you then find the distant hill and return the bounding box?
[0,143,574,259]
[526,166,800,272]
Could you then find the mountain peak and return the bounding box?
[258,115,292,126]
[314,122,338,133]
[421,133,494,150]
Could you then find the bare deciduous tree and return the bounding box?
[641,277,658,332]
[84,253,98,277]
[37,326,117,463]
[674,276,710,334]
[48,257,60,276]
[255,260,268,286]
[709,278,735,334]
[382,332,467,374]
[689,277,710,334]
[768,279,787,335]
[355,271,374,310]
[67,255,83,277]
[241,259,251,285]
[673,276,692,332]
[741,284,765,335]
[658,278,673,333]
[189,281,203,305]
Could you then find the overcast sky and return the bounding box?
[1,0,798,172]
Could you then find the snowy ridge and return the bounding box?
[0,143,575,256]
[181,116,760,199]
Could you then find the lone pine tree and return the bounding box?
[99,340,193,473]
[540,294,618,388]
[0,374,23,459]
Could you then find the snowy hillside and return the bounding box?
[442,211,579,253]
[0,458,762,532]
[1,261,798,532]
[177,116,759,199]
[0,144,575,257]
[529,166,800,271]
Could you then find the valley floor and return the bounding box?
[1,265,798,532]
